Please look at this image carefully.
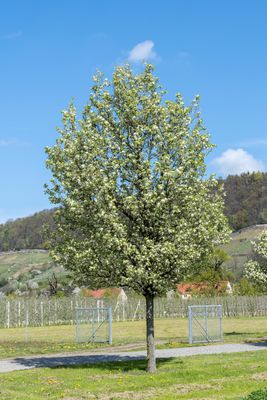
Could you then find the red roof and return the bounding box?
[83,287,123,299]
[176,281,230,295]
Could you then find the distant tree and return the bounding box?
[211,248,231,272]
[189,248,233,283]
[233,278,257,296]
[45,64,230,372]
[48,273,58,296]
[245,231,267,286]
[222,172,267,230]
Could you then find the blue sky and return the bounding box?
[1,0,267,223]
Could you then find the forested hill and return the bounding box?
[0,209,56,251]
[0,172,267,251]
[222,172,267,230]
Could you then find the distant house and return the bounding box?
[82,287,127,302]
[176,281,232,299]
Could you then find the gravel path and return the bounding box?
[0,342,266,373]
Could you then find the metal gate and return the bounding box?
[75,307,112,344]
[188,305,223,344]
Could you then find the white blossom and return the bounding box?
[45,64,230,297]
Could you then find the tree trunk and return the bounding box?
[145,293,156,373]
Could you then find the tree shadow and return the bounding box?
[12,354,181,372]
[54,357,180,372]
[224,331,251,336]
[224,332,267,339]
[244,340,267,347]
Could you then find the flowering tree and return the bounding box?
[45,64,230,372]
[245,231,267,284]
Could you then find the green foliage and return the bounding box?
[191,267,233,284]
[189,248,233,287]
[222,172,267,230]
[243,387,267,400]
[233,278,257,295]
[211,247,231,270]
[45,63,230,297]
[54,290,65,298]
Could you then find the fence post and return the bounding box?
[108,307,113,345]
[70,300,73,325]
[132,300,140,321]
[24,306,29,342]
[18,300,21,327]
[55,300,57,324]
[122,301,126,321]
[6,301,10,328]
[26,307,29,327]
[97,300,100,323]
[188,306,192,344]
[40,301,44,327]
[220,305,223,341]
[205,305,208,342]
[75,308,78,342]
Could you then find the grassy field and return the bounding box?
[0,350,266,399]
[0,317,266,358]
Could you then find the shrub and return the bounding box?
[243,387,267,399]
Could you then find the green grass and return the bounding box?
[0,350,267,399]
[0,317,266,358]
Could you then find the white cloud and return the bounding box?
[128,40,157,63]
[212,148,265,176]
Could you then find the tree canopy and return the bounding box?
[45,64,230,371]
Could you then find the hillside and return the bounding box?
[222,224,267,279]
[0,250,68,295]
[0,209,56,251]
[222,172,267,230]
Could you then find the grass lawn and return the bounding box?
[0,317,266,358]
[0,350,267,399]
